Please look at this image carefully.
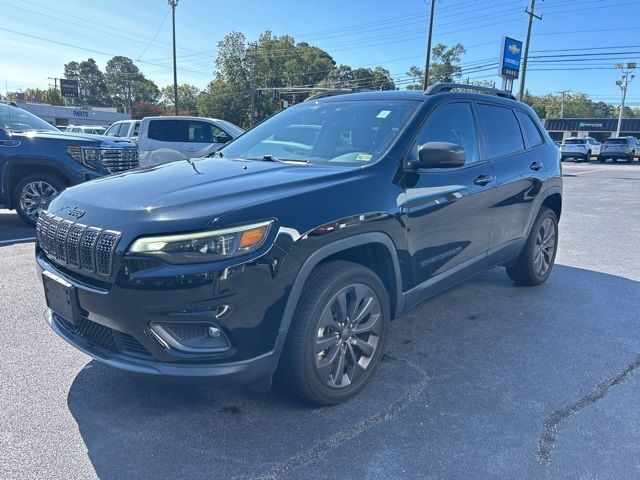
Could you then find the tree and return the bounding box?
[104,56,159,111]
[319,65,395,91]
[161,84,201,114]
[406,43,466,89]
[523,91,614,118]
[41,88,65,106]
[131,102,164,119]
[64,58,109,106]
[198,31,339,127]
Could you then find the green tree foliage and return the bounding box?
[161,84,201,115]
[523,92,624,119]
[197,31,339,127]
[104,56,160,110]
[41,88,65,106]
[63,58,108,106]
[406,43,466,89]
[318,65,395,91]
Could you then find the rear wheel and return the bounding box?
[585,150,591,162]
[277,260,390,405]
[14,173,65,226]
[598,157,606,163]
[506,208,558,286]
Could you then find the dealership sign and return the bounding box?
[578,121,604,129]
[59,79,79,98]
[499,37,523,79]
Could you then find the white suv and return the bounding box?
[137,116,243,167]
[560,137,601,162]
[104,120,140,141]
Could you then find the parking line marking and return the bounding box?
[0,236,36,245]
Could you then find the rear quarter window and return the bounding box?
[515,110,544,147]
[147,120,184,142]
[477,103,525,158]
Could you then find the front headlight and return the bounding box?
[129,220,273,264]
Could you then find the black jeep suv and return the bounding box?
[36,84,562,405]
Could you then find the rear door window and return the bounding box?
[477,104,525,158]
[147,120,185,142]
[118,123,130,137]
[515,110,543,148]
[185,121,232,143]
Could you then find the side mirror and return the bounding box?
[413,142,466,169]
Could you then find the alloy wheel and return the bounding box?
[534,217,556,277]
[313,283,382,389]
[19,181,58,222]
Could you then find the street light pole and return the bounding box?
[518,0,542,101]
[422,0,436,90]
[559,89,571,118]
[615,64,635,137]
[168,0,179,115]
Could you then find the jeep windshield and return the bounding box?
[0,104,59,133]
[219,99,418,165]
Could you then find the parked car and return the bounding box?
[559,136,600,162]
[65,125,107,135]
[0,102,139,225]
[137,116,243,167]
[598,137,640,163]
[35,84,562,405]
[104,120,140,141]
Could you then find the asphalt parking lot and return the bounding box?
[1,161,639,480]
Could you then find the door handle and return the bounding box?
[473,175,494,186]
[530,161,543,171]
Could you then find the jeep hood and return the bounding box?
[47,157,361,235]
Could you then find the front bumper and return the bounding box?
[37,242,298,383]
[46,309,285,382]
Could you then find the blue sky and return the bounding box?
[1,0,639,106]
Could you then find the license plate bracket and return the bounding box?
[42,271,81,324]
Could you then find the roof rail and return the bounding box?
[305,90,353,102]
[425,83,517,100]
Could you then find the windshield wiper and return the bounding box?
[204,150,224,158]
[259,155,309,164]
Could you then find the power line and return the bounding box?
[136,8,171,60]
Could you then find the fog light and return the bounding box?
[208,326,221,337]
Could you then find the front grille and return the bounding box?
[56,315,152,359]
[101,147,139,173]
[37,212,121,276]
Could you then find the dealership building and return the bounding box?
[544,118,640,143]
[16,102,130,128]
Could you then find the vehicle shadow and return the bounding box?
[0,209,34,245]
[66,264,640,480]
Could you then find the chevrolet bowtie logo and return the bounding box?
[68,207,86,219]
[508,44,521,55]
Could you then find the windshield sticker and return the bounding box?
[376,110,391,119]
[356,153,373,161]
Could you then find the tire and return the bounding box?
[506,207,559,286]
[626,155,633,163]
[277,260,390,405]
[585,150,591,162]
[14,173,66,226]
[598,157,605,163]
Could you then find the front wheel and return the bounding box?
[598,157,606,163]
[506,208,559,286]
[277,260,390,405]
[14,174,65,226]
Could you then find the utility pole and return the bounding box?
[422,0,436,90]
[168,0,179,115]
[559,89,571,118]
[518,0,542,101]
[250,43,258,126]
[615,63,635,137]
